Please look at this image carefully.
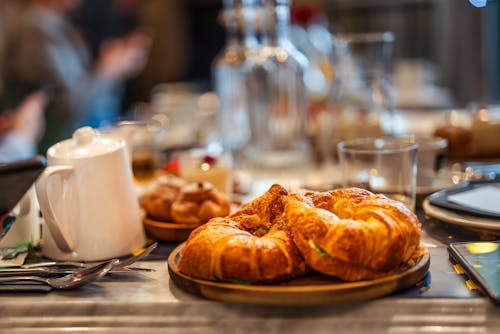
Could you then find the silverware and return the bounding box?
[0,259,117,290]
[0,266,154,277]
[17,242,158,273]
[113,242,158,268]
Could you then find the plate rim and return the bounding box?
[143,216,202,230]
[168,243,430,305]
[422,197,500,231]
[428,181,500,219]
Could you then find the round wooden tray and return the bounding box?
[168,243,430,305]
[143,217,201,242]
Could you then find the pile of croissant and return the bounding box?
[140,175,231,225]
[178,184,424,283]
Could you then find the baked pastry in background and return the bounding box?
[140,174,186,221]
[178,184,308,283]
[140,176,231,224]
[171,181,231,224]
[284,188,423,281]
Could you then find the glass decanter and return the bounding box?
[212,0,259,162]
[243,0,310,187]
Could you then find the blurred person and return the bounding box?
[1,0,151,152]
[73,0,144,58]
[84,0,193,109]
[0,91,48,162]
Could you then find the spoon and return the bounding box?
[113,242,158,269]
[0,259,117,290]
[21,242,158,270]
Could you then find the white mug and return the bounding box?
[36,127,146,261]
[0,187,41,249]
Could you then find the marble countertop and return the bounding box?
[0,242,498,333]
[1,176,499,333]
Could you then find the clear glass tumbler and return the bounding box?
[117,120,163,183]
[337,137,418,211]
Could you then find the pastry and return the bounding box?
[284,188,423,281]
[171,181,231,224]
[178,184,308,283]
[140,175,231,224]
[139,174,186,221]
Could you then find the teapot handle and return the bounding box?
[35,166,75,252]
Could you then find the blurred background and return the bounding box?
[107,0,500,108]
[3,0,498,109]
[0,0,499,161]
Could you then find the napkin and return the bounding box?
[0,247,28,267]
[447,186,500,216]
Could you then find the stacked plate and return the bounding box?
[423,181,500,235]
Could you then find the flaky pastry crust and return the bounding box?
[171,182,231,224]
[178,184,308,283]
[140,177,231,224]
[284,188,423,281]
[139,175,186,221]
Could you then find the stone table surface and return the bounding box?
[0,239,499,333]
[1,177,500,333]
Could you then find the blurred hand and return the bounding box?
[96,30,152,81]
[11,91,48,143]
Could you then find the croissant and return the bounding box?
[178,184,308,283]
[284,188,423,281]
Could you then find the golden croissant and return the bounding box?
[284,188,423,281]
[178,184,308,283]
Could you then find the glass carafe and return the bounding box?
[329,32,395,157]
[212,0,259,162]
[243,0,309,187]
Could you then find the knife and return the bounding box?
[0,266,154,277]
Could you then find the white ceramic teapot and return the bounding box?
[36,127,146,261]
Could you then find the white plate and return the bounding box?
[422,197,500,234]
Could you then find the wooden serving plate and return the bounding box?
[143,217,201,242]
[168,243,430,305]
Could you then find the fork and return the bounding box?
[0,259,117,290]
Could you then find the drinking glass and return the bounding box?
[116,119,163,183]
[400,135,448,187]
[337,137,418,211]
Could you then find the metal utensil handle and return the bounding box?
[0,276,47,284]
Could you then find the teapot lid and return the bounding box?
[48,127,123,159]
